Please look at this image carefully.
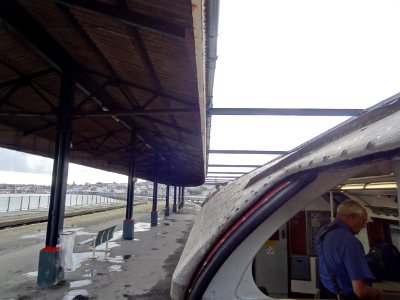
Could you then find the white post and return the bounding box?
[105,240,109,258]
[91,238,97,259]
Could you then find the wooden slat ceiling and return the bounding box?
[0,0,208,186]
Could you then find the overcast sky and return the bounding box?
[208,0,400,177]
[2,0,400,185]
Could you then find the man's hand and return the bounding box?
[352,279,383,300]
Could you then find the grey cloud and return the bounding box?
[0,148,53,174]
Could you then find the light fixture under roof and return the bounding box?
[339,182,397,190]
[340,183,366,190]
[364,182,397,189]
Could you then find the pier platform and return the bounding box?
[0,202,200,299]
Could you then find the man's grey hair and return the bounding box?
[337,199,366,217]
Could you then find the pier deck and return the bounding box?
[0,202,199,299]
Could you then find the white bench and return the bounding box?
[79,225,117,259]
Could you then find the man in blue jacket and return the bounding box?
[316,199,383,299]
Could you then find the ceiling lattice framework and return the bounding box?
[0,0,208,186]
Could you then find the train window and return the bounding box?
[391,224,400,250]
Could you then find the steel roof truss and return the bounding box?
[208,164,261,168]
[126,25,161,91]
[87,118,127,147]
[0,83,20,109]
[0,57,56,110]
[74,81,109,111]
[23,122,56,137]
[57,0,187,38]
[29,83,57,110]
[136,125,189,149]
[139,115,196,135]
[0,68,55,90]
[47,6,179,164]
[83,67,196,107]
[58,5,139,112]
[118,85,139,109]
[0,1,182,167]
[209,150,288,155]
[74,108,196,117]
[209,108,363,116]
[142,94,159,110]
[72,129,125,148]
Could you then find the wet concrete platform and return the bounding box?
[0,202,200,299]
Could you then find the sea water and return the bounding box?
[0,193,121,212]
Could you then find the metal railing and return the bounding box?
[0,193,206,213]
[0,194,126,213]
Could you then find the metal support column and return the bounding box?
[151,154,159,226]
[173,185,177,213]
[123,132,137,240]
[181,186,185,208]
[165,181,170,217]
[177,186,181,209]
[37,71,75,288]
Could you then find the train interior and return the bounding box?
[252,159,400,299]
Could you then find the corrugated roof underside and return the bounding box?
[0,0,205,186]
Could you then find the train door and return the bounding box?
[253,225,288,298]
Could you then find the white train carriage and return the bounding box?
[171,93,400,300]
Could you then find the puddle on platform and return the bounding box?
[155,232,168,236]
[134,222,151,232]
[83,270,105,277]
[20,223,148,242]
[73,252,127,270]
[20,231,46,240]
[68,229,92,236]
[22,271,38,278]
[21,224,140,278]
[63,289,89,300]
[20,227,90,240]
[70,279,92,288]
[110,230,122,241]
[22,248,128,279]
[82,269,97,278]
[72,252,93,270]
[102,255,124,264]
[108,265,122,272]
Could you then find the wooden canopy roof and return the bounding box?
[0,0,216,186]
